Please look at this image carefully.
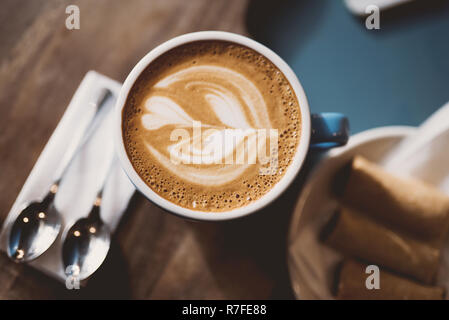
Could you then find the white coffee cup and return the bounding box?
[114,31,348,221]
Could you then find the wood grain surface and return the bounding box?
[0,0,301,299]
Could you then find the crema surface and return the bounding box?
[123,41,301,212]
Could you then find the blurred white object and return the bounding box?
[0,71,135,283]
[344,0,413,15]
[383,101,449,193]
[288,100,449,299]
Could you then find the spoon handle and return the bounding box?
[91,153,117,214]
[52,88,112,186]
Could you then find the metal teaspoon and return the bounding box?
[61,153,116,281]
[7,88,112,263]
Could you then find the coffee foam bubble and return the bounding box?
[123,41,301,212]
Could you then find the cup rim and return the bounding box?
[114,31,311,221]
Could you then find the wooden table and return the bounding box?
[0,0,301,299]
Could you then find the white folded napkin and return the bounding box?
[0,71,135,282]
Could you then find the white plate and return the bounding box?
[287,126,417,300]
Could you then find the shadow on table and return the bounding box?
[62,194,146,300]
[188,152,322,299]
[63,238,131,299]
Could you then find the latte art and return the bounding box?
[147,65,271,129]
[141,64,279,186]
[123,41,301,212]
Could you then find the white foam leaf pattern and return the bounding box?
[141,96,193,130]
[141,65,274,186]
[202,86,250,129]
[155,65,271,128]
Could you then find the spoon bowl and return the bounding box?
[7,190,61,262]
[62,205,110,281]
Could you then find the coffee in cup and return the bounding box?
[122,40,301,212]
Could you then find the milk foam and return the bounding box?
[141,65,273,186]
[141,96,193,130]
[153,65,271,128]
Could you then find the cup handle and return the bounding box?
[310,112,349,148]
